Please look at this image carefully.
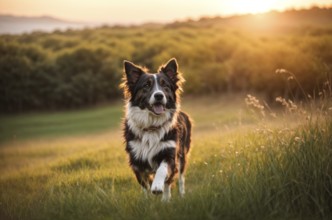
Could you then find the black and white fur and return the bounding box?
[122,58,192,201]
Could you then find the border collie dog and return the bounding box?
[122,58,192,201]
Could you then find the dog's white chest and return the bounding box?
[129,132,176,167]
[126,103,177,167]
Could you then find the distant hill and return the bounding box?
[0,15,89,34]
[1,7,332,35]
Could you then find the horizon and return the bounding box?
[1,0,332,24]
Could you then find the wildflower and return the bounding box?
[245,94,265,116]
[288,100,298,112]
[275,69,287,74]
[276,96,287,106]
[276,96,298,112]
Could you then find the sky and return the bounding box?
[1,0,332,24]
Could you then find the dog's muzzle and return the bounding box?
[150,92,166,115]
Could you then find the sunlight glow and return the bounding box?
[222,0,279,15]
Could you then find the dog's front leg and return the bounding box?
[151,161,168,194]
[162,183,171,201]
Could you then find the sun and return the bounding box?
[223,0,278,15]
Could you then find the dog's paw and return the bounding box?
[151,180,164,194]
[151,189,163,195]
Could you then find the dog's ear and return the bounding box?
[161,58,178,82]
[123,60,144,86]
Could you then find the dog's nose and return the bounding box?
[154,93,164,101]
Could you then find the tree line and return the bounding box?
[1,8,332,113]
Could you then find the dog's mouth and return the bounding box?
[151,103,165,115]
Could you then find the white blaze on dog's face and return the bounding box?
[123,58,180,116]
[149,74,167,115]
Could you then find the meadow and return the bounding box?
[1,94,331,220]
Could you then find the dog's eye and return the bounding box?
[144,82,151,89]
[160,80,168,88]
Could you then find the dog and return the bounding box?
[122,58,192,201]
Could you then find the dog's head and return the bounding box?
[122,58,184,116]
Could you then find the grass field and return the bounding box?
[0,101,123,142]
[0,95,331,220]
